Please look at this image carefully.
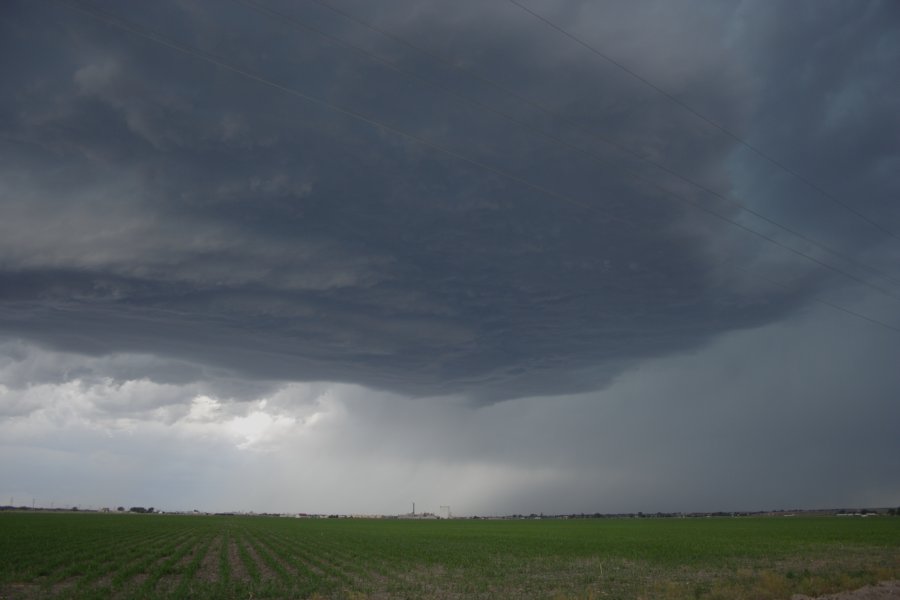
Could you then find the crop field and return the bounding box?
[1,513,898,599]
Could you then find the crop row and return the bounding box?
[2,513,899,599]
[1,515,439,599]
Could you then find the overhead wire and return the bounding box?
[295,0,900,290]
[48,1,615,215]
[48,0,900,335]
[236,0,900,297]
[504,0,900,242]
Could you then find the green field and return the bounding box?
[1,513,898,599]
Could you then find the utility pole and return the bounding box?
[412,501,415,516]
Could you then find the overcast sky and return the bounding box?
[2,0,899,516]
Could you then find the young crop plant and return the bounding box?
[2,512,899,599]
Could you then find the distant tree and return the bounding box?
[117,507,124,512]
[129,506,147,514]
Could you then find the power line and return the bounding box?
[504,0,900,242]
[49,0,900,336]
[726,259,900,335]
[293,0,900,291]
[52,0,608,219]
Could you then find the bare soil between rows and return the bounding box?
[795,581,900,600]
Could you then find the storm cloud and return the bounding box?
[1,0,899,514]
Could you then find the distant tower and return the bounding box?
[412,501,415,516]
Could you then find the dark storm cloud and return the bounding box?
[0,0,895,402]
[727,1,900,251]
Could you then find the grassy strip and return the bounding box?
[232,529,261,584]
[41,529,191,593]
[245,528,345,596]
[218,529,231,589]
[243,529,333,598]
[63,529,184,596]
[122,534,204,599]
[9,526,158,583]
[241,532,292,582]
[256,528,356,587]
[106,532,197,594]
[170,534,217,597]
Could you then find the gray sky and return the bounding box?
[1,0,899,516]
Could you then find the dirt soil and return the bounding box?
[794,581,900,600]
